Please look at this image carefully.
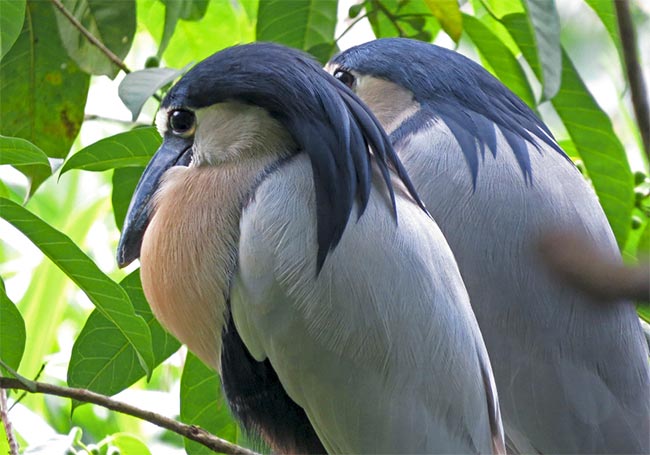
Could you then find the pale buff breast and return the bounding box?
[140,162,271,370]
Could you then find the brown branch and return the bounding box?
[49,0,131,74]
[0,377,259,455]
[1,388,19,455]
[539,230,650,303]
[614,0,650,161]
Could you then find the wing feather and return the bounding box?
[231,155,504,454]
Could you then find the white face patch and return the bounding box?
[155,107,170,136]
[326,65,420,134]
[192,101,295,166]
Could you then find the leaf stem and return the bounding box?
[614,0,650,161]
[335,13,370,43]
[370,0,407,37]
[49,0,131,74]
[0,377,259,455]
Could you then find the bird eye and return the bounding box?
[334,69,355,89]
[169,109,196,137]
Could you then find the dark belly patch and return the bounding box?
[221,314,326,454]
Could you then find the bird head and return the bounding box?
[327,38,565,183]
[117,42,423,269]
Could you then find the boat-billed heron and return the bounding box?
[327,38,650,453]
[117,43,505,454]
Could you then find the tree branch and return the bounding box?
[0,377,259,455]
[1,388,19,455]
[538,230,650,303]
[49,0,131,74]
[614,0,650,161]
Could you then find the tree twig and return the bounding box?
[0,388,19,455]
[0,377,259,455]
[49,0,131,74]
[538,229,650,303]
[614,0,650,161]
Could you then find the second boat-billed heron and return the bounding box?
[327,38,650,453]
[117,43,505,453]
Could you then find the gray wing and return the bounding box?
[230,154,504,454]
[398,119,650,453]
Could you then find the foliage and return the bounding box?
[0,0,648,453]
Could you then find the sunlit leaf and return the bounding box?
[638,221,650,255]
[181,353,238,454]
[257,0,337,59]
[0,135,52,196]
[60,127,160,174]
[462,14,535,108]
[584,0,623,62]
[118,67,186,121]
[522,0,561,99]
[0,0,26,59]
[0,198,154,374]
[0,136,50,170]
[68,271,179,397]
[479,0,524,18]
[108,433,152,455]
[423,0,462,42]
[54,0,136,78]
[551,49,634,249]
[14,176,104,379]
[501,12,542,80]
[112,166,145,231]
[168,0,209,21]
[0,277,26,371]
[366,0,441,41]
[141,0,255,68]
[0,0,89,159]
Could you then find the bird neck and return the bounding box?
[139,155,279,370]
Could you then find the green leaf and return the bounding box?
[108,434,152,455]
[13,174,104,379]
[118,68,186,121]
[181,353,238,454]
[0,0,26,59]
[68,271,179,397]
[112,166,145,231]
[0,135,52,196]
[257,0,338,54]
[0,1,90,159]
[479,0,524,18]
[158,0,182,58]
[584,0,623,63]
[54,0,136,78]
[551,49,634,249]
[60,127,160,175]
[366,0,441,41]
[462,14,535,108]
[501,12,542,79]
[0,277,26,371]
[423,0,462,42]
[141,0,254,68]
[169,0,209,21]
[638,221,650,255]
[0,136,50,170]
[522,0,561,99]
[0,198,154,374]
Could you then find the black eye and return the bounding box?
[334,69,355,89]
[169,109,196,136]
